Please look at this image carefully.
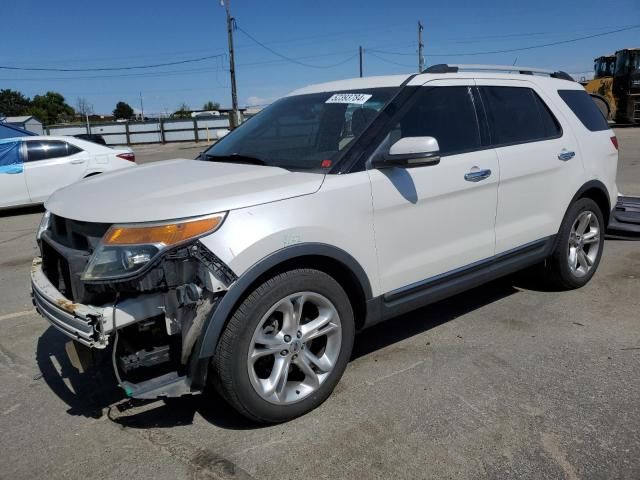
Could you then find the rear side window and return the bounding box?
[480,86,561,146]
[558,90,609,132]
[26,141,69,162]
[389,86,481,156]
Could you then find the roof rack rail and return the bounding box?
[423,64,574,82]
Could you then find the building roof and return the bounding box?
[5,115,41,124]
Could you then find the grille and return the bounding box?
[41,215,111,302]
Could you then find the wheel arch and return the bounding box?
[570,180,611,226]
[197,243,373,359]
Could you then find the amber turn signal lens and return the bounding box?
[104,216,223,246]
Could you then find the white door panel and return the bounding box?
[0,164,30,207]
[369,149,499,293]
[476,79,586,254]
[369,80,500,294]
[24,145,89,203]
[493,137,582,252]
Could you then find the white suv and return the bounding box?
[31,65,618,423]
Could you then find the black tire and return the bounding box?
[546,198,605,289]
[212,269,355,423]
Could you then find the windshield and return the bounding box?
[201,88,398,171]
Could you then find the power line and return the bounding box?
[367,51,415,69]
[236,24,358,69]
[370,24,639,57]
[0,54,225,72]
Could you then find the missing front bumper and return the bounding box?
[31,257,165,348]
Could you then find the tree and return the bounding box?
[76,97,94,118]
[173,102,191,119]
[202,100,220,111]
[29,92,75,125]
[0,89,32,116]
[113,101,134,120]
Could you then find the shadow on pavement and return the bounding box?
[36,273,538,430]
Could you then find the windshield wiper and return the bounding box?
[203,153,267,166]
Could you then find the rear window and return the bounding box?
[558,90,609,132]
[480,86,561,146]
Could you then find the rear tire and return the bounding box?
[545,198,604,289]
[213,269,355,423]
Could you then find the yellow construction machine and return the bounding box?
[583,48,640,124]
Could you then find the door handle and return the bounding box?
[5,167,23,174]
[464,168,492,182]
[70,159,86,164]
[558,150,575,161]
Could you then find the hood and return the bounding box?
[45,159,325,223]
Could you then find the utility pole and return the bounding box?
[222,0,239,129]
[139,92,145,120]
[418,21,425,72]
[359,46,363,77]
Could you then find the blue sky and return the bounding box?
[2,0,639,116]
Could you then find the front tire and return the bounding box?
[546,198,604,289]
[213,269,355,423]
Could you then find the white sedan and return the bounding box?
[0,136,135,209]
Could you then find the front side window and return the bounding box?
[383,86,482,157]
[26,141,69,162]
[201,88,397,171]
[480,86,561,146]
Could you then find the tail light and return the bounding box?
[610,136,618,150]
[117,152,136,162]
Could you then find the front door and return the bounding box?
[0,140,30,208]
[367,80,499,294]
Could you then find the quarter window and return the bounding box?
[67,143,83,155]
[557,89,609,132]
[480,86,561,146]
[387,86,481,156]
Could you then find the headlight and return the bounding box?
[82,213,226,281]
[36,210,51,241]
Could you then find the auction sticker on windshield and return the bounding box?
[325,93,373,104]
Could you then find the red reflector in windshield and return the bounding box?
[321,159,332,168]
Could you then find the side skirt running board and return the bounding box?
[608,196,640,239]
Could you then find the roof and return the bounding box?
[286,66,578,97]
[287,75,411,96]
[5,115,41,124]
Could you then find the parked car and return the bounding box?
[1,136,135,209]
[74,133,107,145]
[31,65,618,423]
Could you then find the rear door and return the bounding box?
[23,140,89,203]
[477,80,585,254]
[368,80,500,293]
[0,140,30,207]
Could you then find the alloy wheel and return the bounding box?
[247,292,342,405]
[567,210,601,277]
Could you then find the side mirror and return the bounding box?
[373,136,441,169]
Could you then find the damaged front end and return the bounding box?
[31,212,236,399]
